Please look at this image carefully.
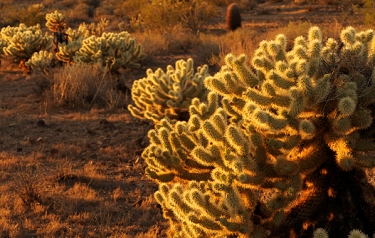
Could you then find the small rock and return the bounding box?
[99,119,109,124]
[37,120,45,127]
[36,137,43,142]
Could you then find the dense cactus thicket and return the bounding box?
[18,10,145,76]
[140,26,375,238]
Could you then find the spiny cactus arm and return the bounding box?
[143,118,215,182]
[224,124,249,156]
[55,39,83,63]
[0,38,7,56]
[183,65,209,99]
[225,54,259,87]
[168,182,259,237]
[325,135,355,171]
[321,38,339,68]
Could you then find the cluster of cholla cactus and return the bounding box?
[1,23,53,68]
[128,58,210,123]
[74,31,145,73]
[54,24,90,64]
[141,26,375,237]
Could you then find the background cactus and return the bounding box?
[0,36,7,65]
[128,58,210,123]
[54,24,91,64]
[1,23,53,68]
[25,50,54,76]
[46,10,66,33]
[74,31,145,73]
[141,26,375,237]
[226,3,241,31]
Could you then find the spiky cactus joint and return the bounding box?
[128,58,210,123]
[142,26,375,238]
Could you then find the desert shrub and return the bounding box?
[180,0,218,32]
[112,0,149,19]
[52,64,126,108]
[129,0,217,33]
[0,3,46,28]
[201,28,260,67]
[352,0,375,26]
[18,4,46,27]
[140,26,375,237]
[66,3,92,24]
[128,58,210,123]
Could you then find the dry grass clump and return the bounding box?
[35,64,129,109]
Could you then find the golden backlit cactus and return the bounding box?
[74,31,145,73]
[0,37,7,62]
[45,10,66,32]
[54,24,91,64]
[1,23,53,67]
[25,50,54,78]
[142,26,375,238]
[128,58,210,123]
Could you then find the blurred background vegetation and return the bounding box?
[0,0,371,32]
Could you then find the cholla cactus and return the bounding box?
[25,50,54,79]
[128,58,210,123]
[46,10,66,32]
[74,31,145,73]
[313,228,372,238]
[0,37,7,54]
[54,24,90,64]
[80,18,109,36]
[143,26,375,238]
[1,23,53,67]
